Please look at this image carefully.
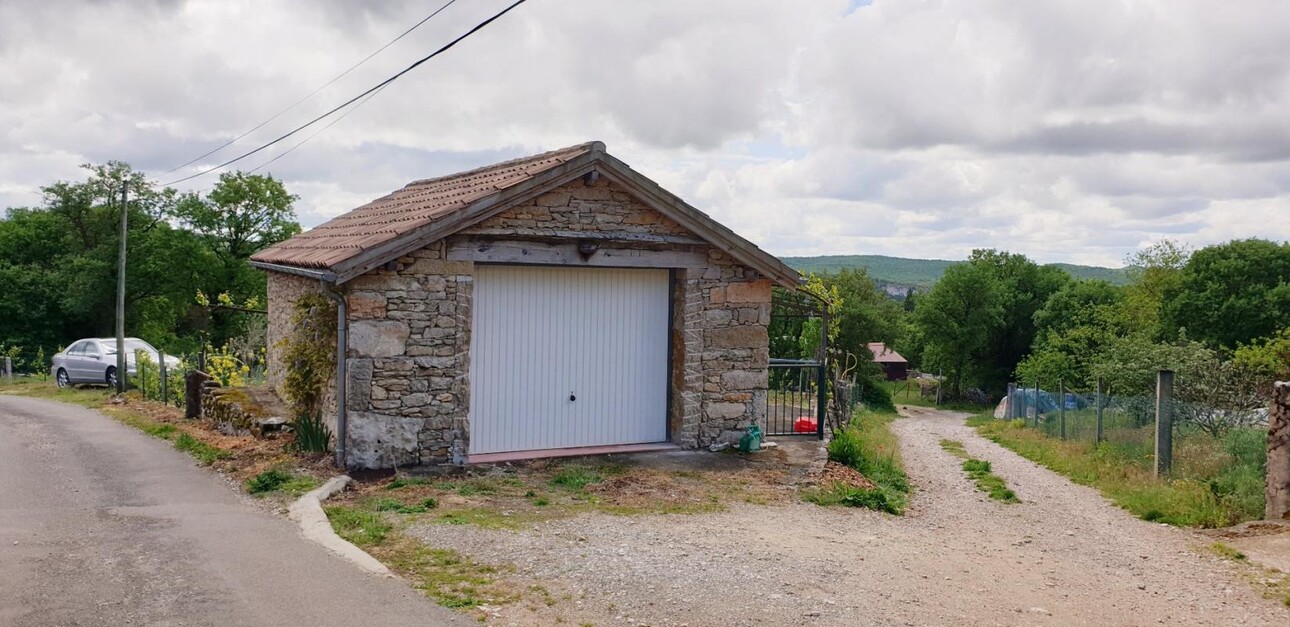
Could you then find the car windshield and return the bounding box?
[125,339,156,353]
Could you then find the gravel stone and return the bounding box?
[406,405,1290,626]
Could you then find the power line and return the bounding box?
[163,0,461,176]
[165,0,528,187]
[248,84,389,176]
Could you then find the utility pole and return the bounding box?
[115,182,127,394]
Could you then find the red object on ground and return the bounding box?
[794,417,817,433]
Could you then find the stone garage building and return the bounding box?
[250,142,801,469]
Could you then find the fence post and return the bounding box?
[816,362,826,440]
[134,350,144,397]
[159,351,168,405]
[1006,383,1017,420]
[936,370,943,405]
[1267,382,1290,520]
[1155,369,1174,478]
[1095,377,1104,445]
[1059,380,1066,440]
[3,356,10,383]
[1032,384,1042,428]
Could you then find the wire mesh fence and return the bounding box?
[1002,373,1268,508]
[131,350,197,408]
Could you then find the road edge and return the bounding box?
[287,475,393,577]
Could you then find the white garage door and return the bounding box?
[469,265,670,455]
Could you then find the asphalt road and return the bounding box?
[0,394,463,626]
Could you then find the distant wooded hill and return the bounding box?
[783,254,1129,290]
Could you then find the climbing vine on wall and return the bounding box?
[279,293,337,418]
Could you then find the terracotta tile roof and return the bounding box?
[867,342,907,364]
[250,142,599,270]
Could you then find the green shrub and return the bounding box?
[291,411,333,454]
[815,409,910,513]
[857,376,896,413]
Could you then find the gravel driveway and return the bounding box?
[409,405,1290,626]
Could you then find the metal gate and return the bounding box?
[765,358,825,438]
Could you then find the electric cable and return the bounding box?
[164,0,527,185]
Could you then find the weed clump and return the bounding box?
[807,409,910,514]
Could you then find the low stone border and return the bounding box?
[287,475,392,577]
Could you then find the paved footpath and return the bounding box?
[0,395,462,627]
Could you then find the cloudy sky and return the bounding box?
[3,0,1289,267]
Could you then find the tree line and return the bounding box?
[0,162,300,372]
[775,239,1290,411]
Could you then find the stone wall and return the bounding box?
[265,271,339,434]
[268,176,776,468]
[265,272,323,401]
[460,177,695,238]
[343,241,474,468]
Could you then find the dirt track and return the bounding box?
[414,405,1290,626]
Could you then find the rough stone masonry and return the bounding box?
[266,176,773,468]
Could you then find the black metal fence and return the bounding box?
[765,359,825,438]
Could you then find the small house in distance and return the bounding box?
[867,342,908,381]
[250,141,801,469]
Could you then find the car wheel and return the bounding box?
[105,367,118,390]
[56,369,70,389]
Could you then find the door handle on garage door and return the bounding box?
[569,391,576,402]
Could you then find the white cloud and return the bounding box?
[1,0,1289,268]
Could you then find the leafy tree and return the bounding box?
[965,250,1069,393]
[1161,238,1290,348]
[175,172,300,263]
[817,268,908,358]
[0,164,300,365]
[174,172,301,347]
[914,261,1003,398]
[1121,239,1191,337]
[1233,327,1290,393]
[1017,280,1127,389]
[1089,334,1215,398]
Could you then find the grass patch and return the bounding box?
[371,496,438,514]
[549,466,605,491]
[973,415,1264,527]
[802,484,900,513]
[326,504,394,546]
[807,409,910,514]
[939,439,968,457]
[325,500,525,610]
[436,506,555,530]
[961,458,1020,503]
[173,433,232,465]
[244,469,317,495]
[0,380,110,408]
[941,439,1019,503]
[1209,542,1247,561]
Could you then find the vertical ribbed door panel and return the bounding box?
[469,265,669,454]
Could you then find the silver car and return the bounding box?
[51,338,182,388]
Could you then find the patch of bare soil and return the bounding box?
[816,460,877,491]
